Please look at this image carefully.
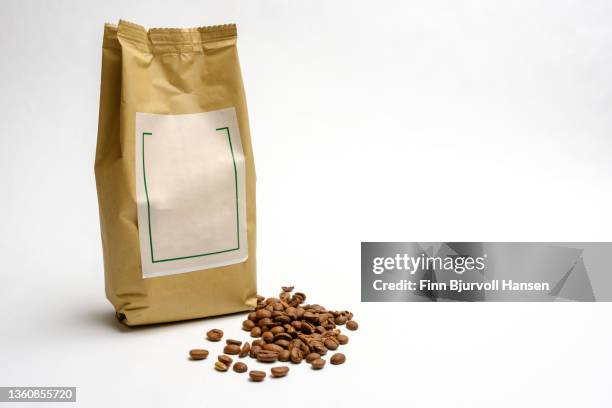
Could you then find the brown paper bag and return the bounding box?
[95,20,257,326]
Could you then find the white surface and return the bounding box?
[1,1,612,407]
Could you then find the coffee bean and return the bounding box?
[278,349,290,362]
[346,320,358,331]
[252,339,266,347]
[189,349,209,360]
[337,334,349,345]
[214,361,228,372]
[218,355,233,366]
[256,309,271,319]
[334,315,348,325]
[249,345,261,358]
[261,331,274,343]
[271,366,290,378]
[275,315,291,324]
[242,320,255,331]
[256,350,278,363]
[224,344,241,355]
[311,358,326,369]
[305,352,321,363]
[281,286,294,292]
[226,339,242,346]
[290,347,304,363]
[262,343,284,353]
[249,370,266,382]
[233,362,248,373]
[206,329,223,341]
[250,327,262,337]
[273,332,292,342]
[239,342,251,358]
[304,311,318,322]
[324,338,339,350]
[330,353,346,365]
[275,339,290,348]
[257,317,273,327]
[301,322,315,334]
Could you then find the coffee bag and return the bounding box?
[95,20,257,325]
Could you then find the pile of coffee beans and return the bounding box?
[189,287,357,382]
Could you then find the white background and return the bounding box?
[1,1,611,407]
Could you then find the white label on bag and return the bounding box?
[135,108,248,278]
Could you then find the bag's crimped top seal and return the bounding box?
[110,20,238,54]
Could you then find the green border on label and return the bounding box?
[142,127,240,263]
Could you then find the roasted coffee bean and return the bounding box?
[311,358,326,369]
[301,322,315,334]
[305,352,321,363]
[278,349,290,362]
[256,295,265,302]
[258,317,273,328]
[239,342,251,358]
[330,353,346,365]
[303,311,318,322]
[275,315,291,324]
[189,349,209,360]
[214,361,229,372]
[224,344,241,355]
[249,345,262,358]
[250,327,262,337]
[248,312,257,321]
[261,331,274,343]
[256,309,271,319]
[218,355,233,366]
[324,338,339,350]
[334,315,348,325]
[206,329,223,341]
[271,366,290,378]
[226,339,242,346]
[281,286,294,292]
[256,350,278,363]
[337,334,349,345]
[290,348,304,363]
[252,339,266,347]
[346,320,359,331]
[275,339,290,348]
[270,326,285,335]
[242,319,255,330]
[233,362,248,373]
[249,370,266,382]
[263,343,284,353]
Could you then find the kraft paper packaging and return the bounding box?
[95,20,257,326]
